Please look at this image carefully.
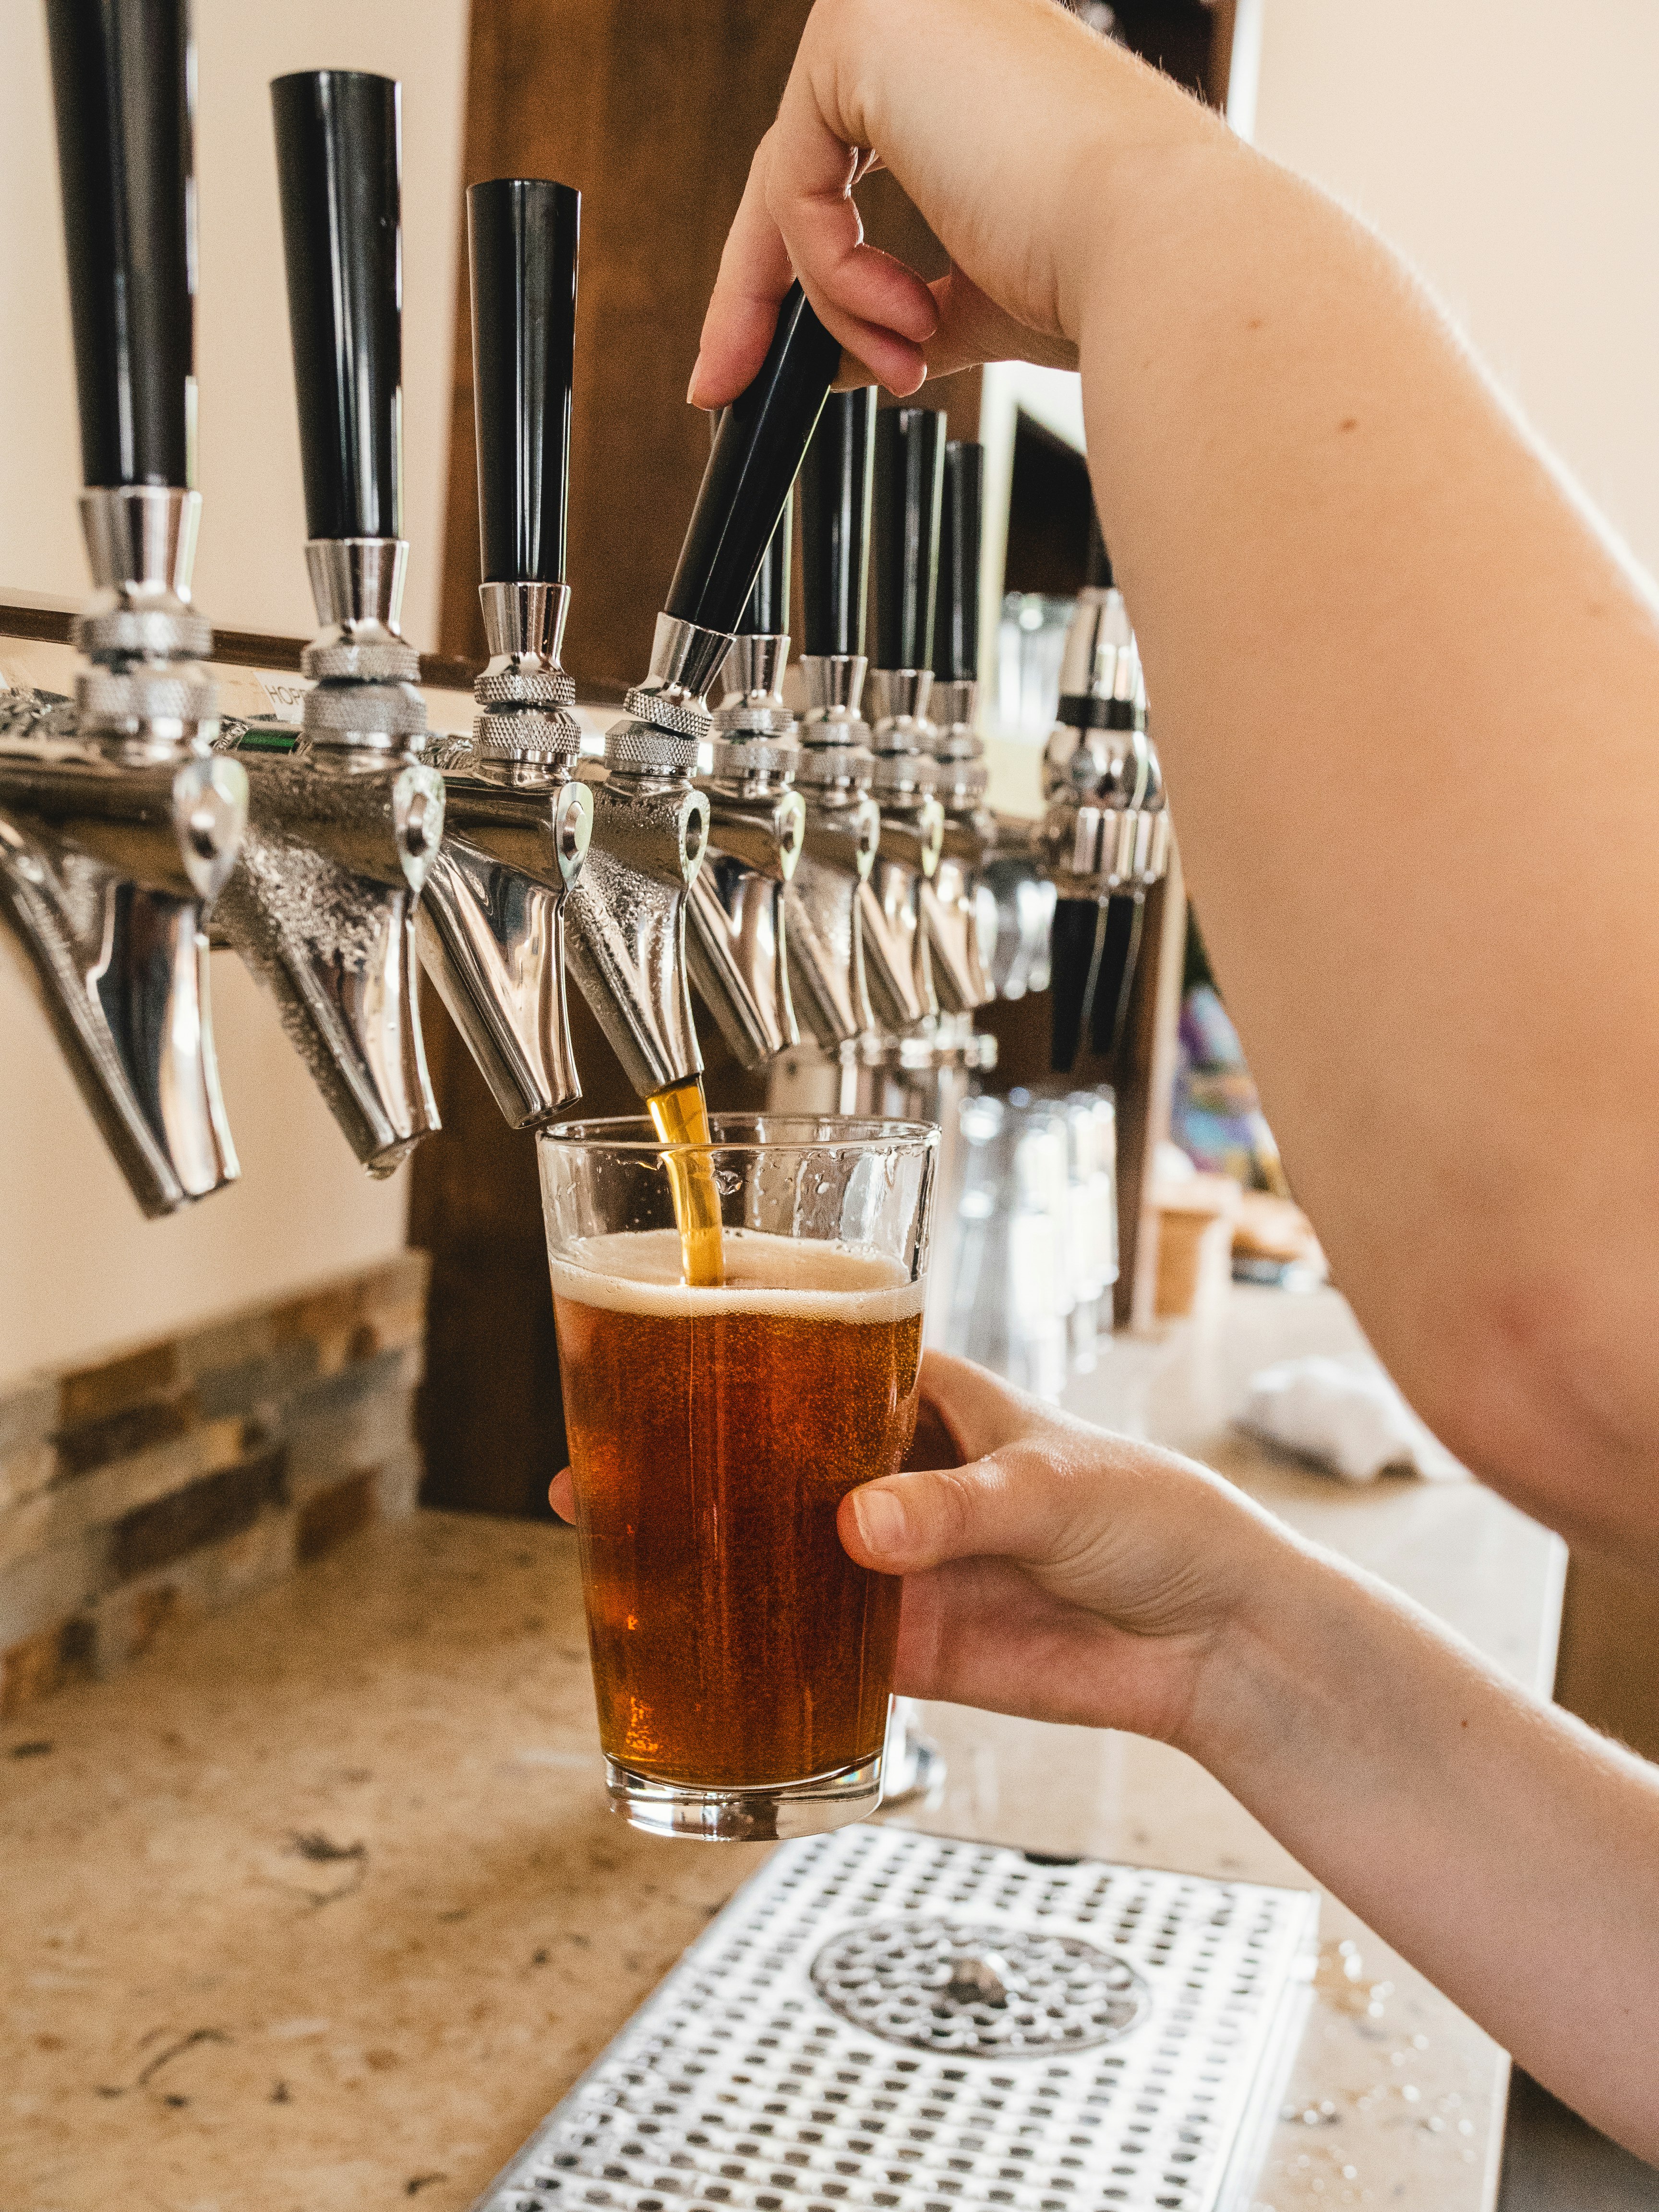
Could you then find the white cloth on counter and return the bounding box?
[1237,1356,1466,1483]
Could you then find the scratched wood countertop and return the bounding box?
[0,1286,1563,2212]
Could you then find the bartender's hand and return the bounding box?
[838,1349,1288,1745]
[842,1352,1659,2164]
[688,0,1210,402]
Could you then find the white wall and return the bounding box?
[0,0,469,641]
[0,1,469,1386]
[1254,0,1659,579]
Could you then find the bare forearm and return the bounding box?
[1070,131,1659,1549]
[1186,1546,1659,2155]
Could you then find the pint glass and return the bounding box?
[539,1114,937,1841]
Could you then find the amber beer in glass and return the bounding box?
[539,1115,937,1840]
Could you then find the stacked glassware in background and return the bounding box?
[995,592,1076,742]
[936,1086,1118,1397]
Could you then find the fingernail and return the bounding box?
[685,351,706,406]
[852,1485,907,1556]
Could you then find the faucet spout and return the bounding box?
[565,748,710,1101]
[213,738,443,1175]
[687,506,806,1069]
[418,577,594,1128]
[0,684,246,1216]
[5,2,252,1215]
[787,718,880,1053]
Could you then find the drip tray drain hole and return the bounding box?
[811,1914,1150,2054]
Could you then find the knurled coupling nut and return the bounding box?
[794,743,874,790]
[604,718,701,773]
[622,686,712,742]
[474,664,577,709]
[711,702,796,739]
[709,734,800,780]
[75,606,214,661]
[870,749,941,798]
[302,678,429,740]
[474,705,583,760]
[302,637,422,684]
[75,666,217,726]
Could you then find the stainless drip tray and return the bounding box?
[470,1826,1317,2212]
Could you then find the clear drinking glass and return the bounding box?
[538,1113,938,1842]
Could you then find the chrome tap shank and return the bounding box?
[213,69,445,1175]
[0,665,244,1217]
[569,282,839,1098]
[564,609,715,1097]
[418,578,592,1128]
[691,511,805,1070]
[2,5,249,1218]
[413,181,594,1127]
[788,664,881,1053]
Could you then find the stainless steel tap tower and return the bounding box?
[1041,531,1169,1075]
[0,0,248,1218]
[693,496,805,1069]
[785,390,883,1108]
[213,70,446,1178]
[415,176,593,1129]
[564,282,840,1104]
[861,408,947,1054]
[921,437,997,1029]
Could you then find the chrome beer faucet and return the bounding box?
[692,497,805,1068]
[0,0,248,1219]
[1040,533,1157,1072]
[787,390,882,1071]
[565,283,840,1099]
[861,408,947,1042]
[214,72,444,1177]
[919,438,996,1024]
[414,179,593,1128]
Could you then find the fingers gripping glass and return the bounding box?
[539,1114,938,1842]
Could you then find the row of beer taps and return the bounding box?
[0,0,1169,1225]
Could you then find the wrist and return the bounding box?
[1171,1518,1336,1772]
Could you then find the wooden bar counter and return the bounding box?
[0,1287,1562,2212]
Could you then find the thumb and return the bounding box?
[840,1439,1079,1577]
[921,268,1080,383]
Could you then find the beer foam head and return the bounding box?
[547,1227,926,1320]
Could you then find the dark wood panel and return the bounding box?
[437,0,818,691]
[0,601,477,692]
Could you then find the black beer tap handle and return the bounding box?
[1090,890,1145,1060]
[45,0,194,488]
[873,408,946,671]
[1085,507,1114,589]
[665,281,841,634]
[799,387,875,657]
[271,70,402,542]
[932,440,984,683]
[468,177,579,585]
[1049,898,1104,1077]
[735,493,793,637]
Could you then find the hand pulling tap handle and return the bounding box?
[45,0,193,490]
[735,493,791,637]
[469,177,578,586]
[873,408,946,673]
[665,281,840,636]
[932,440,983,684]
[271,70,402,543]
[800,388,875,659]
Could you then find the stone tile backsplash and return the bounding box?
[0,1252,428,1717]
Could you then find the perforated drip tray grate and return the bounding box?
[470,1825,1318,2212]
